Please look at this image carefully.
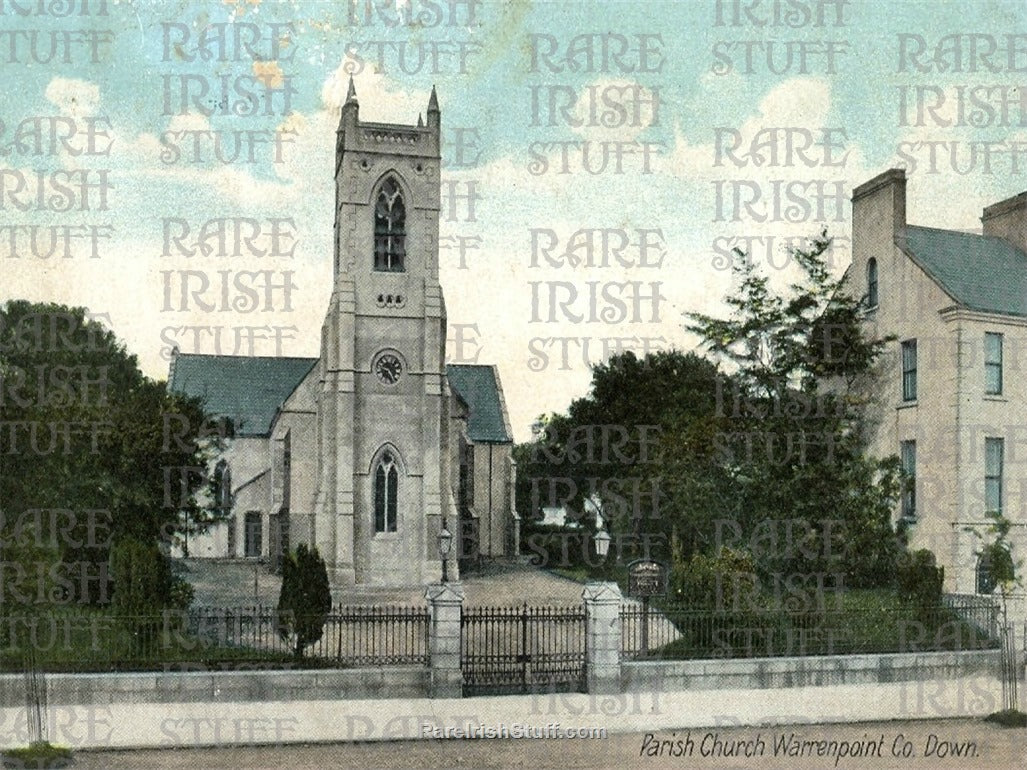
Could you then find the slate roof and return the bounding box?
[168,354,317,436]
[900,225,1027,317]
[167,354,512,443]
[446,364,512,443]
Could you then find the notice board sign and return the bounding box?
[627,559,667,598]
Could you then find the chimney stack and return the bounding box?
[852,168,907,235]
[982,191,1027,253]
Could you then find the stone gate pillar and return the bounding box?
[425,582,464,698]
[582,582,623,694]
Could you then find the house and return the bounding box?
[851,169,1026,622]
[167,83,518,587]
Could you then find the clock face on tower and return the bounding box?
[374,352,403,385]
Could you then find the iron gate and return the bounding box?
[460,604,586,695]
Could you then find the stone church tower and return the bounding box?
[168,83,517,589]
[315,81,449,585]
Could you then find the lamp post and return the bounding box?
[438,521,453,583]
[594,529,611,561]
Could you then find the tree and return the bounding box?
[967,511,1021,603]
[0,300,224,604]
[276,544,332,657]
[965,510,1023,715]
[0,525,63,650]
[685,233,903,588]
[109,537,193,654]
[515,350,735,569]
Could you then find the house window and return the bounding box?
[374,451,399,533]
[900,440,916,520]
[373,177,405,272]
[985,332,1003,395]
[976,554,996,595]
[901,340,917,401]
[866,258,878,308]
[985,437,1003,515]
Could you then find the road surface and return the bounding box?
[69,718,1025,769]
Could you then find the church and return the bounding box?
[168,83,518,587]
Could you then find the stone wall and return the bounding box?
[621,650,1002,693]
[0,667,428,708]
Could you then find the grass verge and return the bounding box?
[1,742,73,769]
[983,709,1027,728]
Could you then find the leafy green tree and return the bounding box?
[0,300,223,604]
[964,511,1023,715]
[515,350,735,568]
[965,511,1022,626]
[0,527,63,649]
[685,233,902,588]
[276,544,332,657]
[109,537,193,654]
[895,549,944,628]
[517,234,903,588]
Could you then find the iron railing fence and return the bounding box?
[0,604,429,673]
[461,604,586,694]
[620,596,1002,661]
[942,593,1000,639]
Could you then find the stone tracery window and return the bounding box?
[374,177,406,272]
[213,460,232,517]
[374,450,399,533]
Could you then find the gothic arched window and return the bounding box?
[213,460,232,517]
[374,177,406,272]
[867,258,879,308]
[374,451,399,532]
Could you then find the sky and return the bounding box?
[5,0,1027,441]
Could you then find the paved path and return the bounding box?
[66,719,1027,769]
[180,559,590,608]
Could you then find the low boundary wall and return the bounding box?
[0,676,1011,750]
[0,650,1001,709]
[0,666,429,707]
[621,650,1002,692]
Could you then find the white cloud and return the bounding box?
[667,76,840,181]
[45,77,100,118]
[166,113,212,134]
[562,78,660,144]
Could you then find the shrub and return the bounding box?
[110,538,192,653]
[276,544,332,657]
[669,547,759,610]
[983,709,1027,728]
[665,548,796,658]
[896,549,944,608]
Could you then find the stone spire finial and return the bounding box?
[427,85,439,113]
[346,75,358,105]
